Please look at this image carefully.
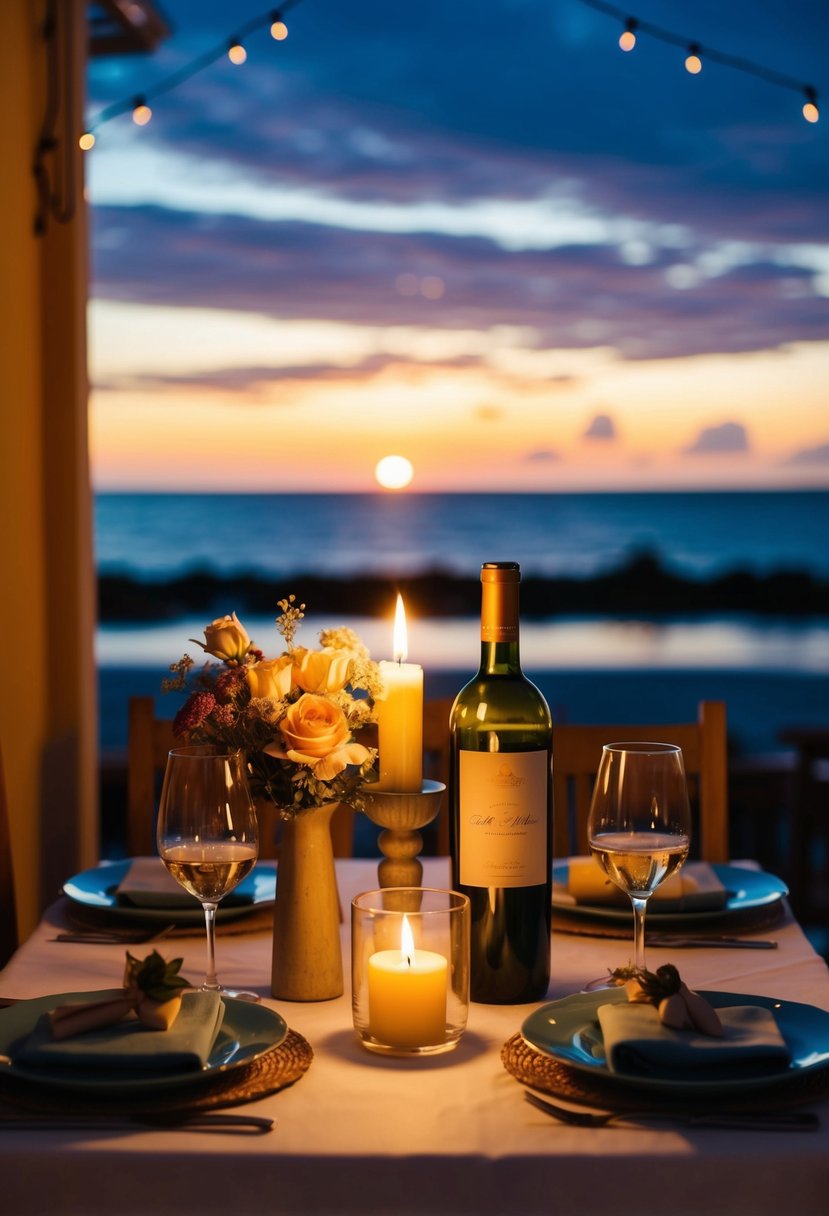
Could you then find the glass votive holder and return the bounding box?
[351,887,470,1056]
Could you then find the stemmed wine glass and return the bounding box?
[587,742,691,978]
[157,745,259,998]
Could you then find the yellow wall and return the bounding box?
[0,0,97,938]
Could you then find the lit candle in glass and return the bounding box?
[367,915,447,1049]
[375,594,423,791]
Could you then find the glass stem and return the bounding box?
[630,896,649,973]
[202,902,220,991]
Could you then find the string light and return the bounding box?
[131,97,152,125]
[618,20,636,53]
[227,39,248,65]
[684,43,702,76]
[579,0,820,123]
[802,86,820,123]
[270,10,289,40]
[79,131,95,150]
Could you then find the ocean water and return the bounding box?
[94,491,829,756]
[94,490,829,581]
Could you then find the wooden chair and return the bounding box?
[427,699,729,862]
[0,740,19,968]
[126,696,355,860]
[552,700,729,862]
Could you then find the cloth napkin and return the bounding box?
[563,857,728,912]
[14,990,225,1072]
[116,857,254,908]
[597,1000,791,1078]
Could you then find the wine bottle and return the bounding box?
[449,561,552,1004]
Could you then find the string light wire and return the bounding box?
[82,0,821,145]
[579,0,819,120]
[82,2,305,141]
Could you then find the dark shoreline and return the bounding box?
[98,551,829,622]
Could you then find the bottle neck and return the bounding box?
[479,638,522,676]
[479,572,521,675]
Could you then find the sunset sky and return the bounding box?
[85,0,829,493]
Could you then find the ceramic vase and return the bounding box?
[271,802,343,1001]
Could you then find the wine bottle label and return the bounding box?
[458,750,548,887]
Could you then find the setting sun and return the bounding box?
[375,454,414,490]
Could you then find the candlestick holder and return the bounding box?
[361,779,445,890]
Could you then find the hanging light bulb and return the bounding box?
[802,87,819,123]
[684,43,702,75]
[228,39,247,65]
[618,19,637,53]
[132,97,152,126]
[79,131,96,151]
[270,10,288,40]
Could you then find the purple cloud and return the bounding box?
[90,204,829,363]
[684,422,751,456]
[786,441,829,465]
[583,413,616,441]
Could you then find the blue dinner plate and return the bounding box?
[63,859,277,925]
[552,861,787,928]
[522,988,829,1097]
[0,992,286,1095]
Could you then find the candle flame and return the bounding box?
[400,914,415,965]
[393,593,408,663]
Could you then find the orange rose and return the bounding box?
[268,693,369,779]
[279,694,350,760]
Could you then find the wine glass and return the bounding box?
[157,745,259,998]
[587,742,691,978]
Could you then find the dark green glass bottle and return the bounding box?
[449,562,552,1003]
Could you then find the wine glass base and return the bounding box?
[581,974,628,993]
[200,984,261,1003]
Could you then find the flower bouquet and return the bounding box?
[165,597,383,1000]
[165,596,381,817]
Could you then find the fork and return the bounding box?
[52,923,176,945]
[524,1090,820,1131]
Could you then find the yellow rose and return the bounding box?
[247,656,293,700]
[292,647,353,694]
[197,612,251,663]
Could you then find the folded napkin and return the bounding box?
[597,1000,791,1078]
[563,857,727,912]
[116,858,254,908]
[14,990,225,1072]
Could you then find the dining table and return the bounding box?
[1,856,828,1216]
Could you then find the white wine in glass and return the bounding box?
[587,742,691,976]
[157,745,258,996]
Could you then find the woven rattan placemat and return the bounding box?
[0,1027,312,1117]
[553,898,787,941]
[502,1032,829,1113]
[64,901,275,938]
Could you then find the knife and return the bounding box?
[647,935,777,949]
[0,1112,274,1133]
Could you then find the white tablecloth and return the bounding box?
[2,858,828,1216]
